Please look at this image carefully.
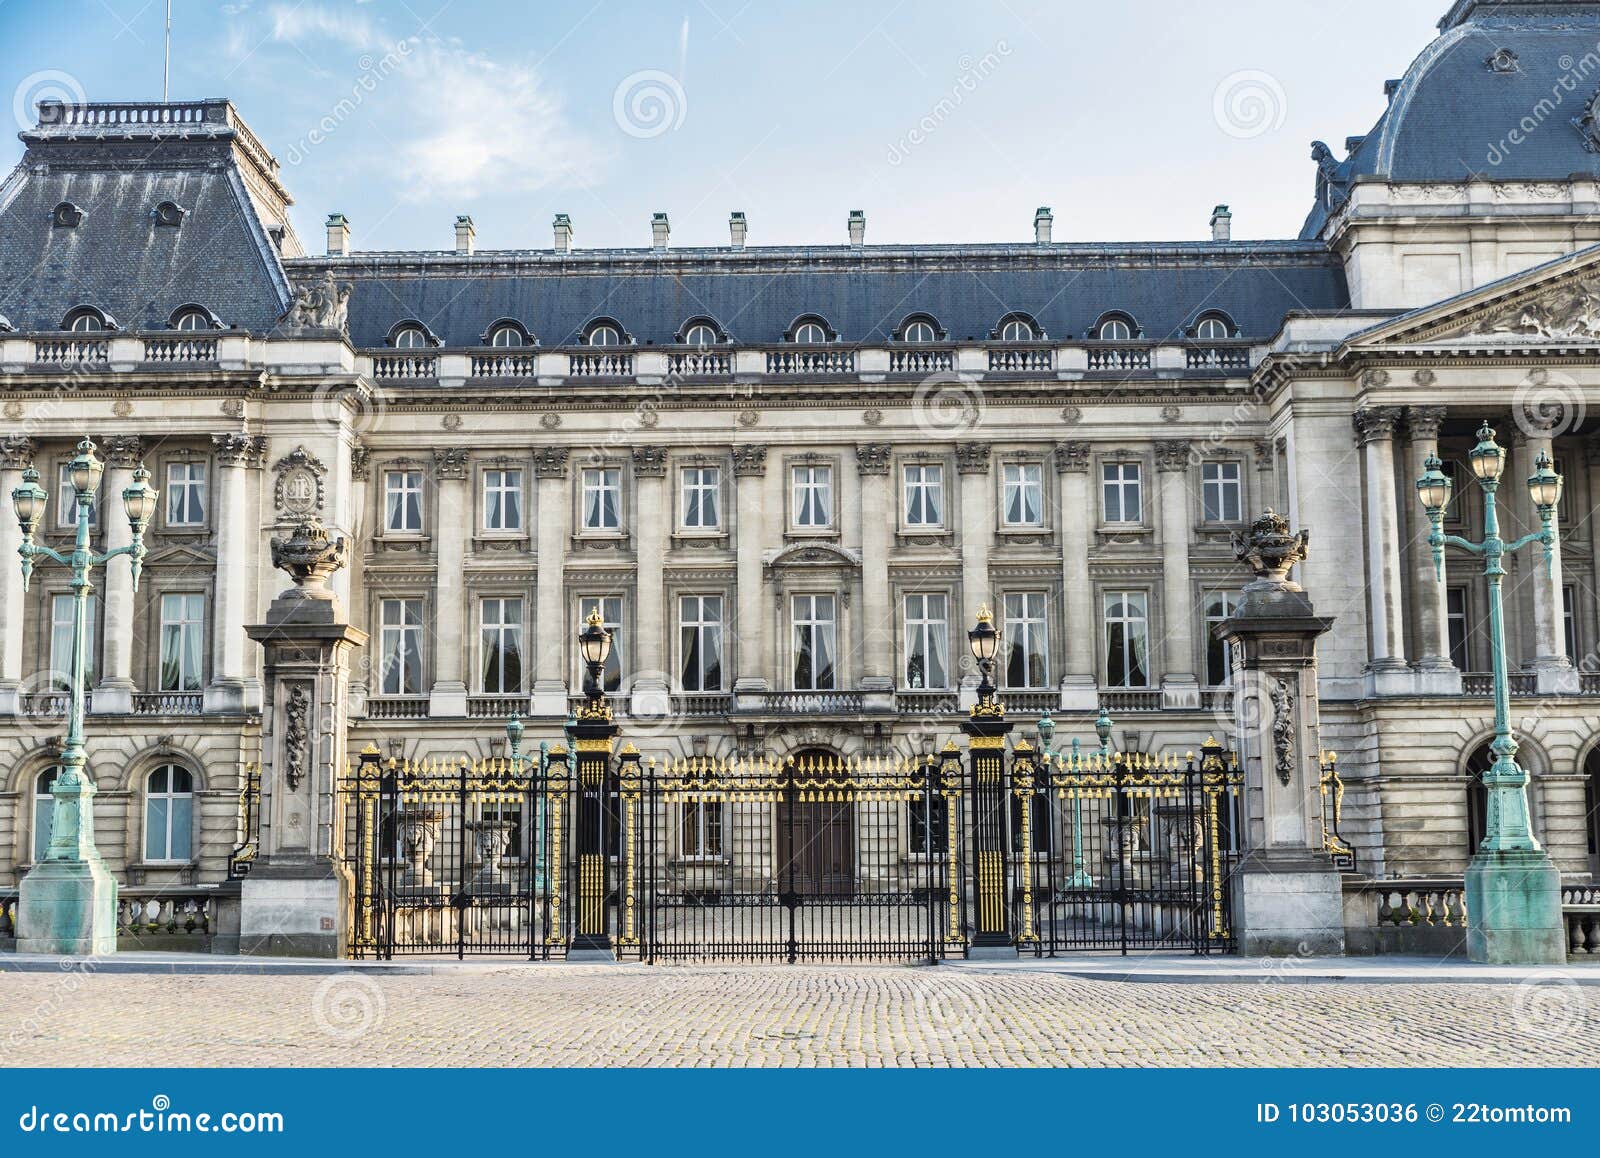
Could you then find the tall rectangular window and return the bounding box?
[1447,587,1470,671]
[1564,585,1578,661]
[792,465,833,528]
[1204,591,1240,686]
[1104,590,1150,688]
[379,598,424,695]
[483,469,523,531]
[1002,592,1050,689]
[681,467,721,529]
[903,593,950,689]
[165,462,207,526]
[1201,461,1242,523]
[581,468,622,530]
[49,593,96,690]
[679,595,724,692]
[1002,463,1044,526]
[792,594,837,690]
[681,801,724,858]
[579,595,625,692]
[903,464,944,526]
[1102,462,1142,523]
[159,593,205,692]
[384,470,423,533]
[480,597,524,694]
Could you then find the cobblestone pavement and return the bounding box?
[1,964,1596,1067]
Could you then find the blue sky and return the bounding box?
[0,0,1445,250]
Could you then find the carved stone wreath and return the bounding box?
[283,684,311,792]
[1270,678,1295,787]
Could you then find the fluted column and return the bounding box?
[1155,440,1200,709]
[630,446,670,714]
[732,445,769,697]
[1054,441,1097,710]
[856,444,893,702]
[205,435,267,712]
[956,442,992,709]
[1517,421,1577,693]
[1353,407,1411,694]
[532,447,570,716]
[1403,407,1458,692]
[0,437,35,714]
[93,435,142,714]
[427,448,469,716]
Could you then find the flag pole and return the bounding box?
[163,0,171,101]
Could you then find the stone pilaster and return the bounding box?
[1353,407,1411,695]
[631,446,670,716]
[207,434,268,711]
[428,447,470,716]
[955,442,992,707]
[1155,439,1199,708]
[1403,407,1460,693]
[855,443,894,706]
[1515,422,1577,693]
[92,435,143,714]
[732,444,769,697]
[0,437,35,713]
[1053,441,1097,710]
[532,446,570,716]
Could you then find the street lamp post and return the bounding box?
[1415,421,1566,964]
[13,438,157,954]
[569,607,619,959]
[962,606,1015,956]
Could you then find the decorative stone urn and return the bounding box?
[397,809,443,889]
[1231,509,1309,593]
[268,518,348,602]
[465,819,514,893]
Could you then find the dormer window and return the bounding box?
[170,306,219,331]
[898,315,941,343]
[486,321,528,347]
[1194,314,1233,341]
[997,315,1040,342]
[585,321,625,346]
[392,324,430,349]
[63,307,109,333]
[682,321,721,348]
[152,201,187,227]
[788,315,835,344]
[1094,313,1138,342]
[52,202,84,228]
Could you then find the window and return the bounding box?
[792,322,828,344]
[903,464,944,526]
[908,793,949,856]
[1102,461,1142,524]
[392,325,428,349]
[1204,591,1240,687]
[172,309,210,331]
[1104,591,1150,688]
[586,323,622,346]
[792,465,833,528]
[1009,785,1052,855]
[1447,587,1471,670]
[384,470,423,533]
[1565,585,1579,662]
[903,593,950,689]
[1195,316,1231,341]
[1002,463,1044,526]
[144,764,194,862]
[483,469,523,531]
[579,596,625,692]
[480,598,524,694]
[1097,317,1133,341]
[902,319,938,343]
[1201,461,1242,523]
[681,467,721,529]
[165,461,206,526]
[49,593,96,690]
[1003,592,1050,689]
[488,323,524,347]
[57,462,99,528]
[681,800,724,858]
[379,598,424,695]
[683,323,719,348]
[159,593,205,692]
[581,468,622,531]
[792,594,837,690]
[32,769,59,863]
[67,311,104,332]
[679,595,724,692]
[1000,318,1036,342]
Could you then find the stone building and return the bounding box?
[3,0,1600,912]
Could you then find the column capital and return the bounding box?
[533,446,570,478]
[631,446,668,477]
[955,442,991,475]
[1053,440,1091,474]
[731,444,768,477]
[0,435,37,470]
[1405,406,1448,441]
[854,442,892,476]
[1352,406,1404,445]
[98,435,145,468]
[350,441,370,481]
[1155,439,1192,473]
[213,433,268,467]
[433,447,470,479]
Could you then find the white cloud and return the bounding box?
[266,3,378,50]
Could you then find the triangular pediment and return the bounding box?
[1346,243,1600,350]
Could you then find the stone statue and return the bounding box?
[285,270,352,333]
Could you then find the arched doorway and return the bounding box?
[1465,739,1541,856]
[778,748,855,896]
[1584,747,1600,877]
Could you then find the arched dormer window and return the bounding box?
[1092,312,1139,342]
[52,202,85,228]
[62,306,112,333]
[484,320,533,348]
[582,318,629,347]
[994,313,1043,342]
[679,318,724,348]
[170,305,221,331]
[787,315,836,344]
[896,314,943,343]
[388,322,436,349]
[1191,312,1237,341]
[152,201,187,227]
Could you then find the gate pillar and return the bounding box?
[1217,510,1343,957]
[963,607,1016,958]
[240,520,367,957]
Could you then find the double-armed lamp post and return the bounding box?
[12,438,158,954]
[1415,421,1566,964]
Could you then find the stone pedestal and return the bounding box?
[17,855,117,956]
[1466,850,1567,964]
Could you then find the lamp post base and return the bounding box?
[17,856,118,956]
[1466,848,1566,965]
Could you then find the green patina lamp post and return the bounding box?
[1415,422,1566,964]
[13,438,157,955]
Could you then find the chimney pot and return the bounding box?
[652,212,670,250]
[1034,206,1053,245]
[729,211,747,250]
[553,213,572,253]
[454,214,476,255]
[848,209,865,248]
[1209,204,1232,243]
[326,212,350,257]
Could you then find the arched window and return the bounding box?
[64,309,106,333]
[488,323,524,347]
[392,325,428,349]
[999,317,1036,342]
[683,322,719,348]
[1584,747,1600,877]
[1096,315,1135,342]
[586,322,623,347]
[899,316,940,343]
[144,764,195,862]
[32,768,59,863]
[1195,316,1230,341]
[788,315,833,344]
[172,308,211,332]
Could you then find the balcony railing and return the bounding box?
[1580,672,1600,694]
[1200,688,1234,713]
[672,693,734,717]
[765,349,855,375]
[131,691,203,715]
[469,351,537,378]
[1563,884,1600,956]
[18,691,74,717]
[667,350,733,376]
[1098,689,1163,712]
[143,336,218,363]
[889,348,954,374]
[568,351,634,377]
[755,691,864,714]
[1462,672,1537,696]
[996,690,1058,713]
[372,354,438,380]
[34,338,109,364]
[987,347,1053,372]
[1185,344,1251,370]
[466,695,531,719]
[896,690,960,715]
[1086,344,1152,371]
[367,697,429,719]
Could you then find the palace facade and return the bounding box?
[5,0,1600,916]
